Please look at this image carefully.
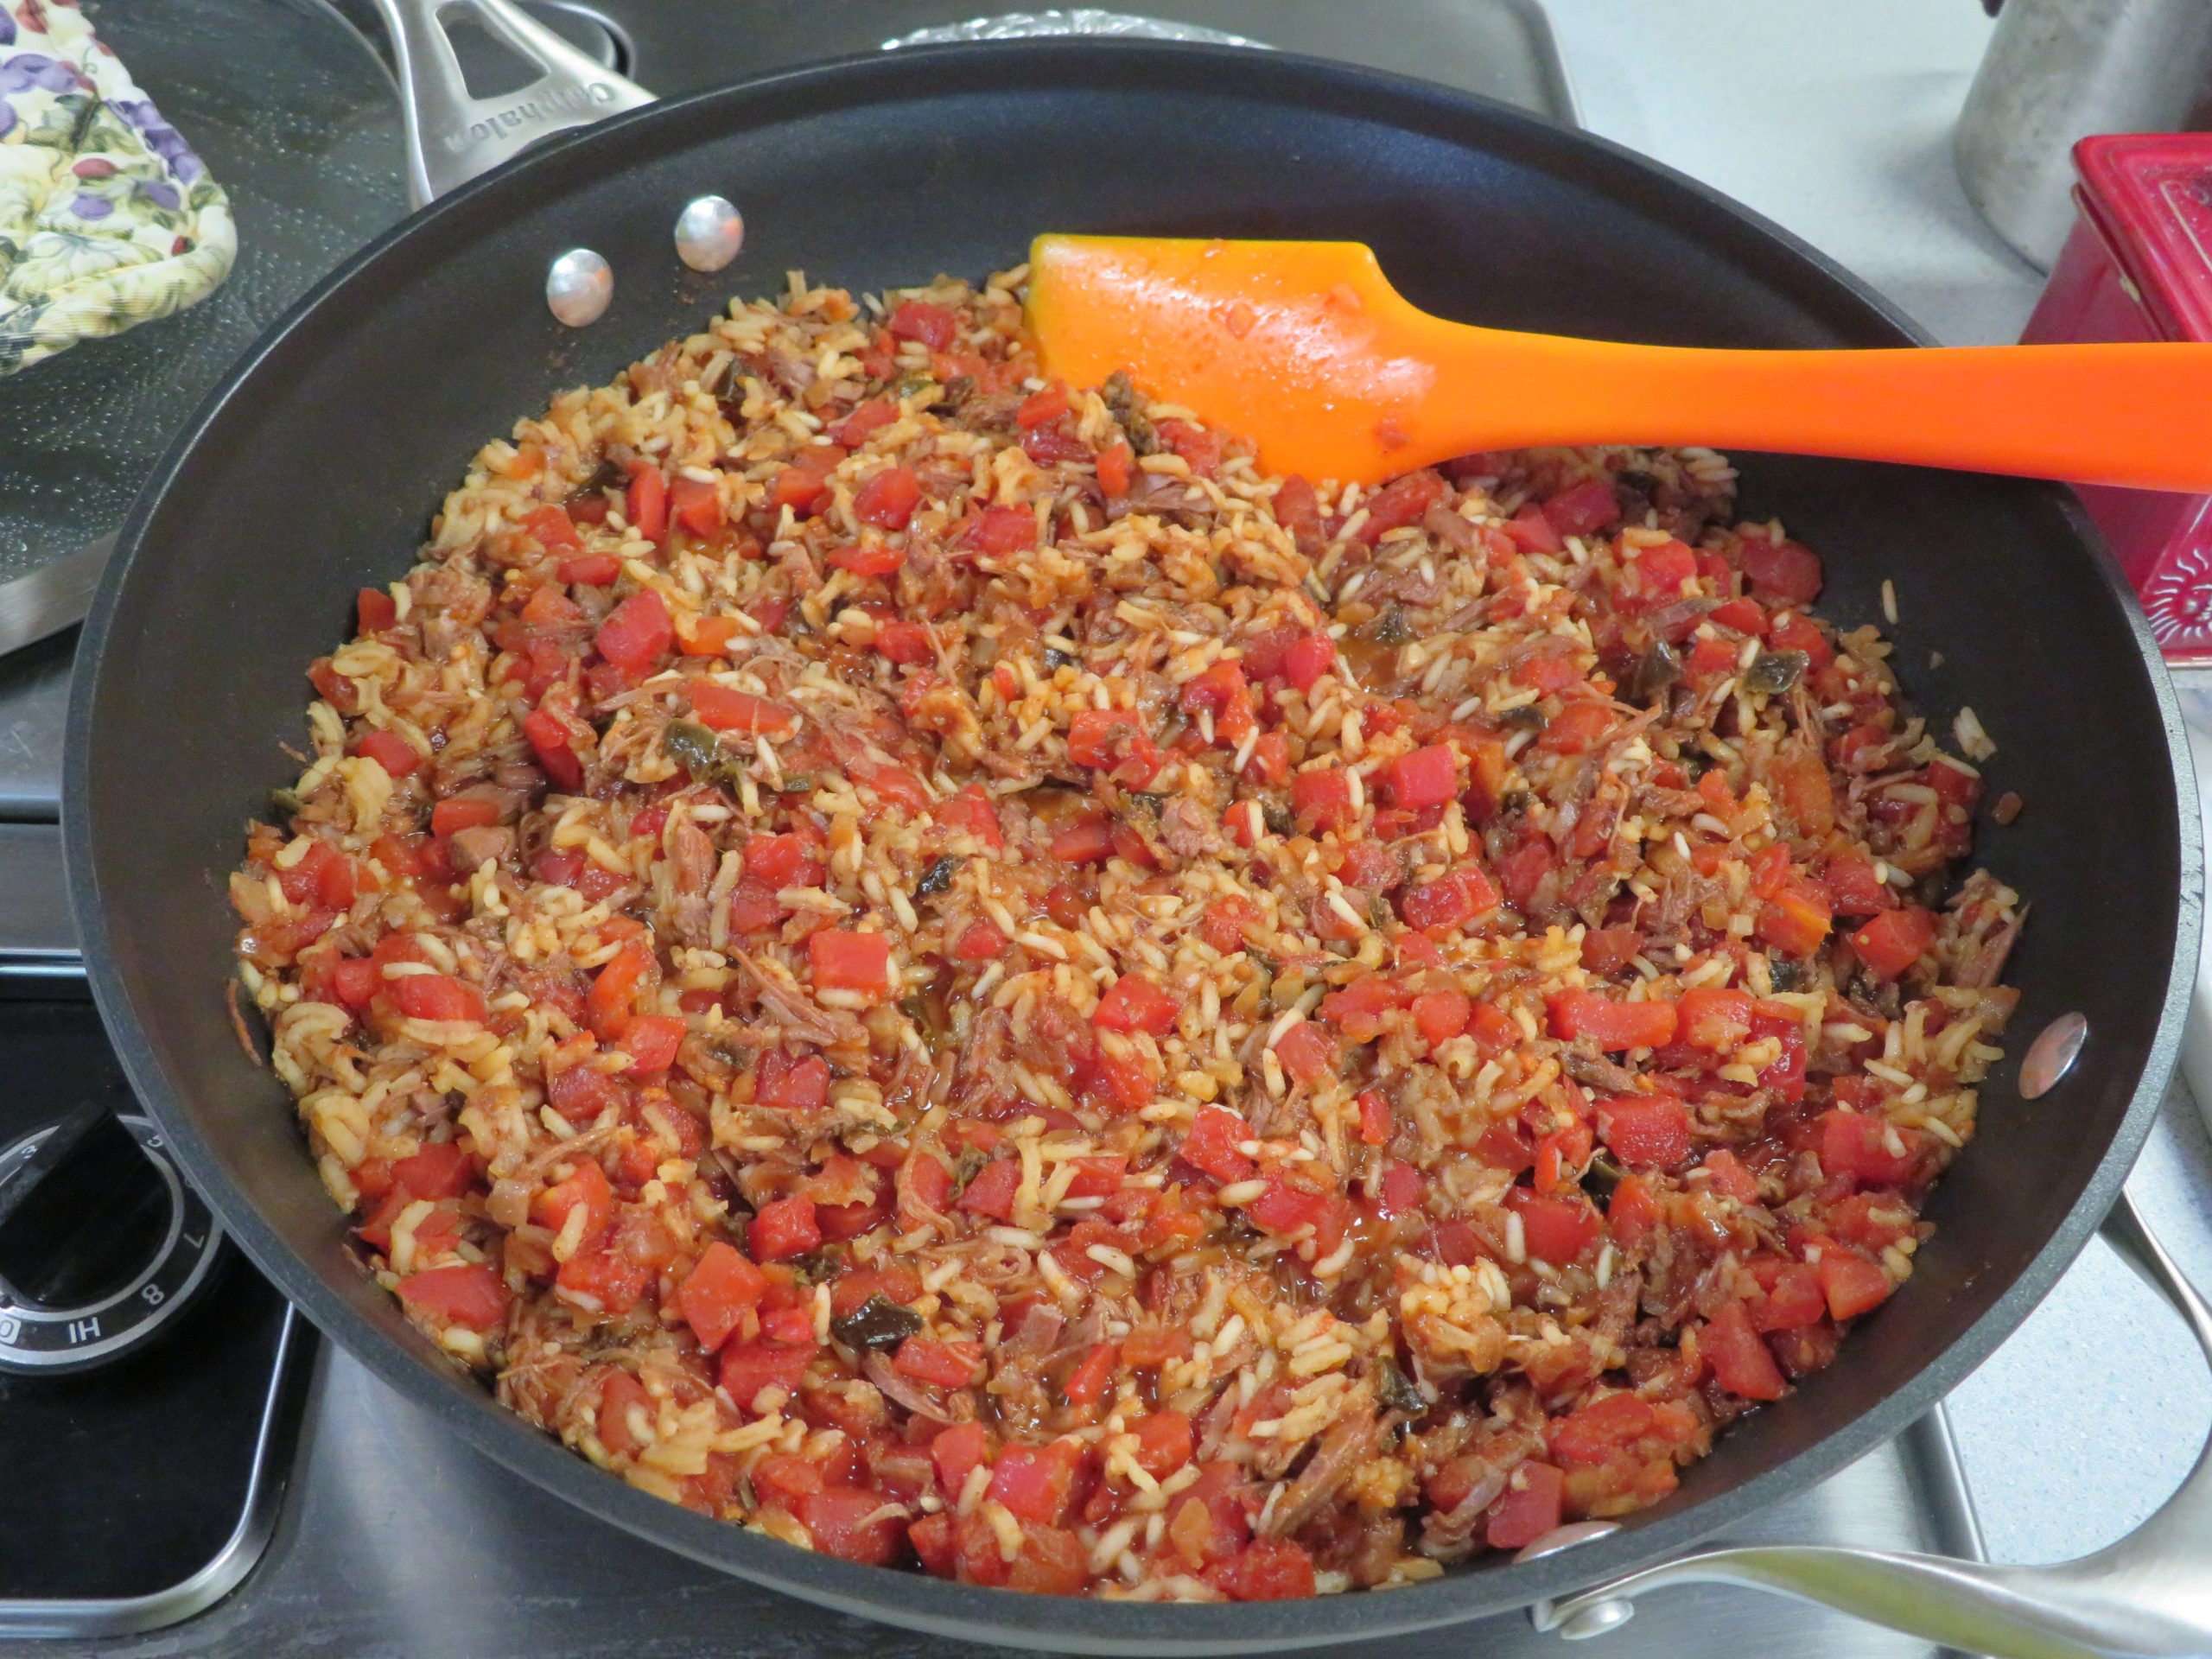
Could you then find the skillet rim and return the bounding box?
[62,38,2198,1654]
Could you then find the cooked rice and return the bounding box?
[232,269,2024,1600]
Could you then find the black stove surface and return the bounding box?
[0,999,311,1631]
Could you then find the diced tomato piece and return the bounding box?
[1538,700,1618,755]
[620,1013,685,1075]
[1818,1110,1923,1186]
[586,942,652,1039]
[357,585,399,632]
[391,1141,474,1200]
[959,504,1038,556]
[1015,381,1071,428]
[1090,1046,1156,1113]
[1542,480,1619,538]
[1606,1173,1661,1247]
[771,444,848,516]
[1503,501,1563,552]
[888,300,958,351]
[1850,907,1937,979]
[689,681,796,735]
[1386,744,1459,808]
[1596,1095,1691,1168]
[1739,531,1823,606]
[1548,1392,1656,1465]
[1180,1107,1255,1184]
[1702,1147,1762,1204]
[1207,1539,1317,1601]
[1095,971,1177,1035]
[1061,1340,1118,1406]
[660,474,720,538]
[749,1194,821,1262]
[1484,1461,1565,1550]
[1246,1170,1337,1239]
[521,706,583,790]
[1709,596,1765,634]
[1282,634,1336,691]
[1399,866,1501,931]
[390,972,487,1025]
[861,618,932,667]
[1355,470,1445,543]
[1411,988,1472,1048]
[1051,814,1116,864]
[1508,1189,1601,1263]
[1819,1249,1896,1320]
[1546,990,1677,1051]
[1289,768,1356,834]
[1678,986,1753,1052]
[948,921,1004,962]
[1757,880,1834,958]
[744,832,825,888]
[894,1336,982,1390]
[1096,442,1135,496]
[429,796,503,837]
[1822,853,1894,917]
[594,590,673,674]
[718,1339,814,1408]
[1623,537,1697,609]
[1748,1260,1827,1332]
[558,552,621,586]
[853,465,923,531]
[833,398,899,447]
[353,728,421,780]
[988,1442,1080,1524]
[1274,1022,1337,1086]
[936,784,1002,851]
[678,1243,768,1352]
[1065,707,1161,787]
[1580,926,1643,976]
[624,463,668,543]
[1703,1300,1787,1401]
[330,957,381,1008]
[810,929,893,999]
[397,1262,509,1330]
[958,1158,1020,1222]
[931,1421,990,1495]
[595,1370,651,1455]
[755,1049,831,1112]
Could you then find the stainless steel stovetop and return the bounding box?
[0,4,2132,1656]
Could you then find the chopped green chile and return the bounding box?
[831,1293,924,1352]
[1376,1357,1426,1415]
[1744,650,1808,695]
[1580,1148,1630,1206]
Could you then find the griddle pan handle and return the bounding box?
[368,0,655,207]
[1532,1188,2212,1657]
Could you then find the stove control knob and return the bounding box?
[0,1108,224,1373]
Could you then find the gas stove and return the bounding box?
[4,3,2208,1656]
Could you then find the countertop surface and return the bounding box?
[1556,0,2212,1570]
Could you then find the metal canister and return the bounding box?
[1955,0,2212,270]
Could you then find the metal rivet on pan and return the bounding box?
[674,195,745,272]
[1519,1522,1630,1642]
[2020,1011,2088,1099]
[546,248,613,327]
[1558,1600,1637,1640]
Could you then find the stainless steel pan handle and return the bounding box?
[367,0,654,207]
[1534,1189,2212,1657]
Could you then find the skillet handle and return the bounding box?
[1532,1189,2212,1658]
[367,0,654,207]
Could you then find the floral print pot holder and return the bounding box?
[0,0,234,377]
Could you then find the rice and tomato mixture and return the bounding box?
[232,267,2026,1599]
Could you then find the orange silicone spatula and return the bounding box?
[1025,233,2212,491]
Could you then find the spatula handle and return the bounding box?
[1440,331,2212,494]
